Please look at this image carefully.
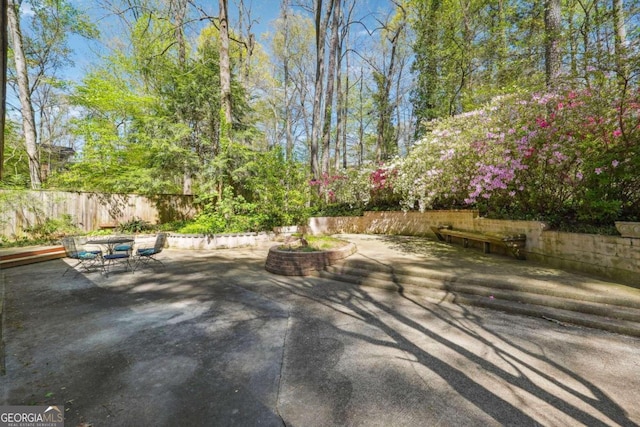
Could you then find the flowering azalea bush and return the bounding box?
[395,86,640,226]
[310,163,400,214]
[309,173,348,204]
[394,105,496,211]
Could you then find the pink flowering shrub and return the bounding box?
[309,173,347,203]
[310,163,400,212]
[397,87,640,225]
[369,165,399,207]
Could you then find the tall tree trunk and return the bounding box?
[612,0,628,84]
[170,0,192,195]
[336,0,353,170]
[0,0,7,180]
[173,0,187,63]
[395,56,405,153]
[310,0,335,179]
[496,0,509,87]
[321,0,340,175]
[411,0,442,133]
[334,53,343,172]
[357,67,364,166]
[237,0,255,85]
[375,13,404,162]
[7,0,41,188]
[219,0,232,128]
[577,0,592,84]
[342,43,349,169]
[544,0,562,90]
[282,0,293,161]
[566,1,578,79]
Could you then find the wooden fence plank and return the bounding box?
[0,190,197,237]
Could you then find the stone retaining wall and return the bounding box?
[532,231,638,285]
[167,232,273,250]
[308,211,639,286]
[308,210,478,236]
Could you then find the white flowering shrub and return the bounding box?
[396,87,640,226]
[395,107,493,212]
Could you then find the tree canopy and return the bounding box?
[2,0,640,230]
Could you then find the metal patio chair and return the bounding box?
[61,237,103,275]
[102,251,132,276]
[134,233,167,270]
[75,236,103,256]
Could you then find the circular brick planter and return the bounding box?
[265,241,357,276]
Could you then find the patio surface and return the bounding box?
[1,234,639,426]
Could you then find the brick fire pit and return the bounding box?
[264,241,357,276]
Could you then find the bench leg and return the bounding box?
[508,246,526,260]
[446,235,452,243]
[483,242,490,254]
[463,238,469,248]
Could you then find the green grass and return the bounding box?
[305,235,349,250]
[279,235,349,252]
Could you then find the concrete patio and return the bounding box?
[1,235,639,426]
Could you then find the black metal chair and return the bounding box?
[102,251,132,275]
[61,237,103,275]
[75,236,103,256]
[134,233,167,270]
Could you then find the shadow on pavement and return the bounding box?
[1,246,639,426]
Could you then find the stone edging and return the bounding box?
[167,232,273,250]
[615,222,640,238]
[265,242,357,276]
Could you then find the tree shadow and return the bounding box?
[3,249,637,426]
[267,262,637,426]
[1,251,289,425]
[375,234,632,292]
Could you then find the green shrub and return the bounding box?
[178,212,226,234]
[177,189,263,234]
[157,220,188,232]
[118,217,154,233]
[312,203,365,217]
[23,214,81,241]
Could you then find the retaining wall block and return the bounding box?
[308,211,640,286]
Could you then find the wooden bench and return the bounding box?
[431,225,527,260]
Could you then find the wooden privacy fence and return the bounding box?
[0,190,197,238]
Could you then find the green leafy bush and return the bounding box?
[178,187,274,234]
[312,203,365,217]
[118,217,154,233]
[178,143,311,234]
[22,214,81,242]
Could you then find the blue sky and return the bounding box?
[63,0,393,83]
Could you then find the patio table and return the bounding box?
[86,237,135,275]
[86,237,134,254]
